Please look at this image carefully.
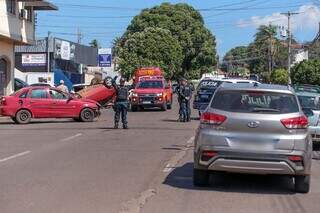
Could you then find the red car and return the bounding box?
[130,76,173,111]
[0,86,101,124]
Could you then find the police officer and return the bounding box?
[112,76,129,129]
[178,78,192,122]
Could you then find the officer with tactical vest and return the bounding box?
[112,76,129,129]
[178,78,193,122]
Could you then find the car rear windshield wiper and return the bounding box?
[251,108,280,113]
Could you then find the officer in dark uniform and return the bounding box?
[178,78,192,122]
[112,76,129,129]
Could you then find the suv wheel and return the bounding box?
[15,109,31,124]
[193,168,209,186]
[295,175,310,193]
[80,108,94,122]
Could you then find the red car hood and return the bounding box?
[134,88,164,94]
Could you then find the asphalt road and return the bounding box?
[1,100,320,213]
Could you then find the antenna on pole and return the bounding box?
[280,11,299,85]
[77,27,82,44]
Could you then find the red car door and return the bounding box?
[27,88,53,118]
[49,89,77,117]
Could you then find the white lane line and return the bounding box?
[163,136,195,173]
[163,164,173,173]
[60,133,83,142]
[0,151,31,163]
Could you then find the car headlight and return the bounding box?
[156,93,163,97]
[132,92,138,97]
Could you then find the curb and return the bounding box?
[0,116,10,121]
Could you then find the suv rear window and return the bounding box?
[211,90,299,114]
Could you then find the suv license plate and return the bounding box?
[143,101,152,104]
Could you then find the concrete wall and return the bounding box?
[0,1,35,44]
[0,40,14,95]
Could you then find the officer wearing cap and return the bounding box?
[178,78,192,122]
[112,76,129,129]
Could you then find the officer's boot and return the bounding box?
[123,124,128,129]
[114,122,119,129]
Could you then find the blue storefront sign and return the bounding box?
[98,48,112,67]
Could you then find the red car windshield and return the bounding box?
[137,80,163,89]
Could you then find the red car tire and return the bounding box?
[15,109,32,124]
[80,108,94,122]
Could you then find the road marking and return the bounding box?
[60,133,82,142]
[0,151,31,163]
[119,189,156,213]
[163,136,194,173]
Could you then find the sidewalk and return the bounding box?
[0,116,10,122]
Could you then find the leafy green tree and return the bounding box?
[270,68,288,85]
[291,59,320,85]
[115,3,217,79]
[247,25,278,74]
[117,27,183,79]
[222,46,249,72]
[309,39,320,60]
[89,39,100,48]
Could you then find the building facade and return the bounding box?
[0,0,57,96]
[15,37,98,91]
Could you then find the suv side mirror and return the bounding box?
[302,108,314,117]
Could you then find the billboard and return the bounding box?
[98,48,112,67]
[54,38,76,61]
[22,54,46,66]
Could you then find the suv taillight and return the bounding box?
[200,112,226,125]
[281,116,308,129]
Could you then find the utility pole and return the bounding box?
[268,23,273,74]
[47,31,51,83]
[77,27,82,44]
[281,11,299,85]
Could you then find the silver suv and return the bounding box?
[194,83,312,193]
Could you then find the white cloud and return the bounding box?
[237,5,320,31]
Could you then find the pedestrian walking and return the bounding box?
[56,80,69,93]
[178,78,192,122]
[112,76,129,129]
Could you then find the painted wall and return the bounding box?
[0,1,35,44]
[0,40,14,95]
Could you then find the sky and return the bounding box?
[36,0,320,57]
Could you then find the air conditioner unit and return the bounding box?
[19,9,28,20]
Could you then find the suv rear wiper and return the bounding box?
[251,108,280,113]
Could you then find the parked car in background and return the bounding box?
[193,78,259,115]
[0,86,100,124]
[14,78,29,91]
[194,83,312,193]
[294,85,320,149]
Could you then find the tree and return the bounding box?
[247,25,279,74]
[222,46,249,72]
[270,68,288,85]
[115,3,217,79]
[117,27,183,79]
[89,39,100,48]
[291,59,320,85]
